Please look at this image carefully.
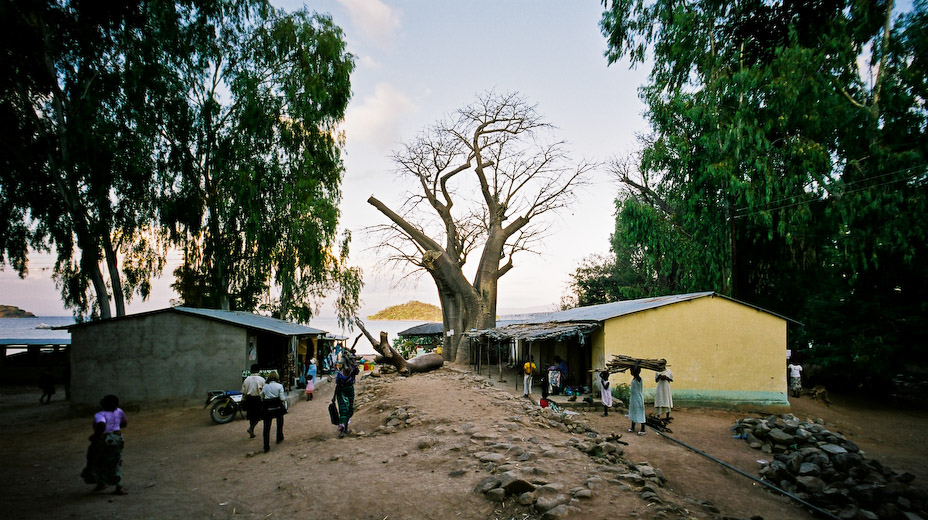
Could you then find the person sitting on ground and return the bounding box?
[628,364,646,435]
[81,394,128,495]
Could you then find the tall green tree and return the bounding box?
[0,0,184,319]
[600,0,927,383]
[158,4,361,323]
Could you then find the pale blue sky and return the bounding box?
[0,1,650,317]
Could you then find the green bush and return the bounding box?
[612,383,630,404]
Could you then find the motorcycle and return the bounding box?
[205,390,245,424]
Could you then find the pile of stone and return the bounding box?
[731,414,926,519]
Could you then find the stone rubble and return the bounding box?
[731,413,927,520]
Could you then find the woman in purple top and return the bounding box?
[80,394,128,495]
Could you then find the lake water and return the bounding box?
[0,316,433,356]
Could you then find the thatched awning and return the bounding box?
[464,321,600,342]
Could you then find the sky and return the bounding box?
[0,0,651,318]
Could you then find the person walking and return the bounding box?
[242,364,265,439]
[333,362,359,438]
[305,358,317,401]
[80,394,128,495]
[600,370,613,416]
[627,364,646,435]
[654,368,674,419]
[39,367,55,404]
[522,355,536,398]
[261,371,287,452]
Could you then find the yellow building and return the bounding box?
[468,292,793,411]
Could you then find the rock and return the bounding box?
[477,452,505,464]
[518,491,535,506]
[768,428,795,444]
[571,488,593,499]
[474,476,501,494]
[535,494,568,513]
[584,476,605,490]
[499,472,536,495]
[485,488,506,502]
[541,504,577,519]
[535,483,565,496]
[821,443,849,455]
[799,462,821,476]
[796,476,826,493]
[448,469,467,477]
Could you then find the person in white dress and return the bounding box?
[600,370,613,417]
[654,369,673,419]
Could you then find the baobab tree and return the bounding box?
[367,92,591,363]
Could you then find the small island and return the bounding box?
[0,305,37,318]
[368,301,442,321]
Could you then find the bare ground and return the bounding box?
[2,365,926,520]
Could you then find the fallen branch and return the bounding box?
[354,318,443,376]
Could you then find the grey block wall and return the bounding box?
[71,313,246,406]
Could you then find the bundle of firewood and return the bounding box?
[606,355,667,373]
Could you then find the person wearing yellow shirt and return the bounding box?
[522,355,537,398]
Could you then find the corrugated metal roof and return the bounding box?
[173,307,327,336]
[527,292,716,323]
[465,291,795,342]
[398,322,443,336]
[61,307,328,337]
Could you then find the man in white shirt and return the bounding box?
[241,364,265,438]
[787,362,803,398]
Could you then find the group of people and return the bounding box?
[521,355,570,399]
[522,355,674,436]
[620,365,674,435]
[80,354,362,496]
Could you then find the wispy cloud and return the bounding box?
[337,0,401,48]
[345,82,416,151]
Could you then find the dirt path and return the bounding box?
[1,367,926,519]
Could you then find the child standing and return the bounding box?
[600,370,613,416]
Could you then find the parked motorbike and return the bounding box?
[205,390,245,424]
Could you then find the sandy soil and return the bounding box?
[2,366,926,520]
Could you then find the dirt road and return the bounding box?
[2,366,925,519]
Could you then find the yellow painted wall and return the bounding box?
[601,295,788,409]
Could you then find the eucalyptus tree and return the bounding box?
[0,0,182,318]
[367,92,591,363]
[157,3,360,323]
[600,0,927,380]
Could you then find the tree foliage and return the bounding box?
[0,0,362,324]
[0,0,181,319]
[157,3,360,324]
[368,92,591,363]
[595,0,928,386]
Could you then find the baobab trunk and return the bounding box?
[355,319,443,375]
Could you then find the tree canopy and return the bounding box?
[594,0,927,386]
[157,4,360,324]
[1,0,361,324]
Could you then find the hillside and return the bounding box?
[368,300,441,321]
[0,305,36,318]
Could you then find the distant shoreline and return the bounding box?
[0,305,37,318]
